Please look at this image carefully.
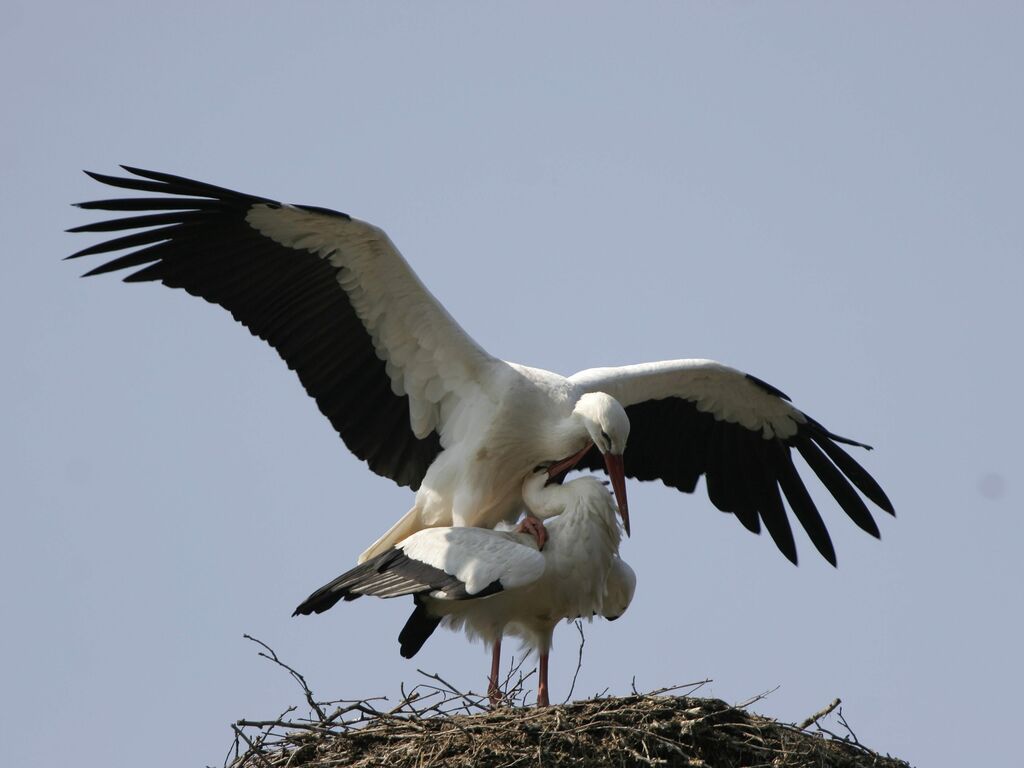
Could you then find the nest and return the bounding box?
[224,636,911,768]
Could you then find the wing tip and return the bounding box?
[82,169,124,186]
[809,534,838,567]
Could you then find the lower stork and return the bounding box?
[294,467,634,707]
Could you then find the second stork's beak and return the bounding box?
[603,453,630,536]
[546,443,592,482]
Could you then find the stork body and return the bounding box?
[294,471,634,706]
[69,167,894,566]
[361,373,628,561]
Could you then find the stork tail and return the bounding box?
[398,602,441,658]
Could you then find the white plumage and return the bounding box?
[294,470,634,706]
[69,167,894,567]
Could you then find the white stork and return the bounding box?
[294,467,635,707]
[68,167,894,566]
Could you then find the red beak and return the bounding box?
[546,443,593,480]
[602,453,630,536]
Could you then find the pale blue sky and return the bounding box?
[3,3,1022,766]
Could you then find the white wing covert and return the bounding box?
[292,526,545,616]
[399,527,546,597]
[245,205,496,441]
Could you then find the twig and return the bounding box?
[243,634,326,722]
[734,685,779,709]
[221,725,240,768]
[415,669,487,711]
[837,706,861,744]
[230,725,274,768]
[646,679,712,698]
[797,697,841,730]
[501,654,535,708]
[236,719,339,735]
[388,689,422,715]
[562,620,586,704]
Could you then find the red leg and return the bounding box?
[488,638,503,707]
[516,515,548,549]
[536,651,550,707]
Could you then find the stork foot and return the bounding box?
[516,516,548,550]
[488,684,504,708]
[536,686,550,708]
[536,650,550,707]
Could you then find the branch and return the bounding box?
[797,697,841,730]
[562,620,586,705]
[230,725,273,768]
[415,669,488,712]
[837,706,861,745]
[243,634,326,722]
[734,685,779,710]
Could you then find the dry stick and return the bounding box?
[236,719,340,736]
[274,705,298,723]
[243,634,327,722]
[734,685,779,710]
[388,689,422,715]
[501,655,535,708]
[231,725,274,768]
[797,697,842,730]
[562,620,587,705]
[322,695,393,724]
[416,669,487,711]
[647,679,711,697]
[813,723,876,757]
[837,707,861,745]
[222,726,242,768]
[323,701,379,726]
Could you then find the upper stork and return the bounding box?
[68,167,894,565]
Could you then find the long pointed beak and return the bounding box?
[603,453,630,536]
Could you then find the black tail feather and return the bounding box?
[398,602,441,659]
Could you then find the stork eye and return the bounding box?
[533,462,552,473]
[600,431,611,449]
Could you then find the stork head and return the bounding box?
[547,392,631,535]
[573,392,630,455]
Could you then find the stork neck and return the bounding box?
[522,479,572,521]
[522,476,620,540]
[549,410,591,459]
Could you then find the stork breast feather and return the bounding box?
[398,528,545,596]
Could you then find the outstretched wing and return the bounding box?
[570,360,894,565]
[68,167,500,489]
